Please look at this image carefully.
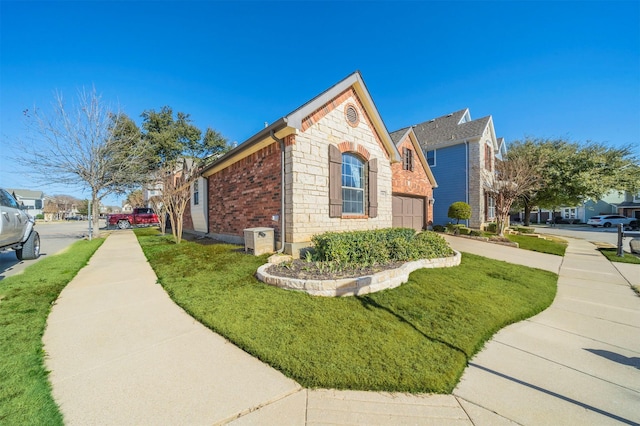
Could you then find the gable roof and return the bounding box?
[202,71,400,177]
[410,108,496,151]
[389,127,438,188]
[7,189,44,200]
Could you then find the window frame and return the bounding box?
[193,179,199,206]
[341,153,367,215]
[426,149,436,167]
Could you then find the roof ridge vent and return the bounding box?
[447,113,453,117]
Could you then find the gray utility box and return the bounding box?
[243,227,274,256]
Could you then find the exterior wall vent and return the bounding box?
[345,104,359,126]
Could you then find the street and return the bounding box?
[534,224,638,253]
[0,220,104,280]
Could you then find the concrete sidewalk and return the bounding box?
[43,231,640,425]
[450,235,640,425]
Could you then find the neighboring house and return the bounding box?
[407,108,503,229]
[7,188,45,217]
[512,191,625,224]
[190,71,437,256]
[616,191,640,219]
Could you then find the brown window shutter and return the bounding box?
[368,158,378,218]
[402,147,407,170]
[329,144,342,217]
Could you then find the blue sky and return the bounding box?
[1,1,638,206]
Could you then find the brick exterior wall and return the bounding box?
[391,136,434,222]
[183,202,194,231]
[207,143,282,241]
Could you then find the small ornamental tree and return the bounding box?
[448,202,471,224]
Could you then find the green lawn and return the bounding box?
[506,234,568,256]
[0,238,104,425]
[135,228,557,394]
[598,248,640,264]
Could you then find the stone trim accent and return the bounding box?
[256,250,461,297]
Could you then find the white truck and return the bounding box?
[0,188,40,260]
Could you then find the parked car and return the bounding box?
[107,208,160,229]
[65,215,84,221]
[0,188,40,260]
[587,215,634,228]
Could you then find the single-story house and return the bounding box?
[186,71,437,256]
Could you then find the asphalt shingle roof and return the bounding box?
[410,108,491,149]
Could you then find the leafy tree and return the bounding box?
[509,138,640,225]
[77,199,89,216]
[125,189,145,208]
[13,88,152,236]
[483,152,543,236]
[141,107,228,243]
[447,202,471,224]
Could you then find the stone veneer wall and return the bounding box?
[287,90,394,248]
[467,140,483,229]
[207,143,282,243]
[391,135,434,222]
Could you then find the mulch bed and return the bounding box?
[267,260,406,281]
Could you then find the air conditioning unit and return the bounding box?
[243,227,274,256]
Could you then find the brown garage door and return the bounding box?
[392,195,424,231]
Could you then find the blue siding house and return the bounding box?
[396,109,505,228]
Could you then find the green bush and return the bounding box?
[432,225,446,232]
[485,223,497,233]
[469,230,482,237]
[446,224,468,234]
[35,214,44,220]
[515,226,535,234]
[447,201,471,224]
[458,227,471,235]
[311,228,454,266]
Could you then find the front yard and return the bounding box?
[135,228,557,394]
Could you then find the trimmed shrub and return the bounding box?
[447,201,471,224]
[458,227,471,235]
[446,223,468,234]
[311,228,454,266]
[432,224,446,232]
[515,226,535,234]
[485,223,497,233]
[469,230,482,237]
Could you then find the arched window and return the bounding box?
[341,153,365,214]
[329,144,377,218]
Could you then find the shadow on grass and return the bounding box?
[357,295,470,360]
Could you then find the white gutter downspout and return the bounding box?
[270,130,286,253]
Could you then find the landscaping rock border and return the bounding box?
[256,250,462,297]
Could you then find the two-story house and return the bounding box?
[7,188,45,218]
[402,109,505,229]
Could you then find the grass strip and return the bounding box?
[0,238,104,425]
[135,228,557,393]
[506,234,567,256]
[598,248,640,264]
